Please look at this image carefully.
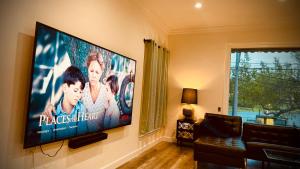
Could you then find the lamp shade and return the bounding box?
[181,88,198,104]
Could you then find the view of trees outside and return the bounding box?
[229,50,300,127]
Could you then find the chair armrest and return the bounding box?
[194,119,204,140]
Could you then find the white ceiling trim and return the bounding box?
[168,23,300,35]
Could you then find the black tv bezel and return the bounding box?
[23,22,137,148]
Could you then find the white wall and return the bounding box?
[165,26,300,138]
[0,0,167,169]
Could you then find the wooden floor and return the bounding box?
[118,141,194,169]
[117,141,295,169]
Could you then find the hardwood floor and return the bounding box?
[117,141,296,169]
[118,141,194,169]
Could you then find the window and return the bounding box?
[229,49,300,127]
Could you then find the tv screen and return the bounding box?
[24,22,136,148]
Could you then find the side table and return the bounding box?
[176,119,195,146]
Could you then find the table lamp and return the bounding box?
[181,88,198,120]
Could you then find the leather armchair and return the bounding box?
[194,113,246,168]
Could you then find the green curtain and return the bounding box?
[139,40,169,135]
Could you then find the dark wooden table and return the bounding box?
[263,148,300,168]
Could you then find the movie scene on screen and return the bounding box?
[24,22,136,148]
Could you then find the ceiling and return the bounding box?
[133,0,300,34]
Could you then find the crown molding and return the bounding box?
[168,23,300,35]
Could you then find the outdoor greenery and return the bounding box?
[229,52,300,118]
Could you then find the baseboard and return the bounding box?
[162,136,176,143]
[100,137,164,169]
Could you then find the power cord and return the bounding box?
[39,140,64,157]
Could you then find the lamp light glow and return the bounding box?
[194,2,202,9]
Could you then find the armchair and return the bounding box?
[194,113,246,168]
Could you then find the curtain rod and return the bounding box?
[143,39,170,52]
[143,39,162,48]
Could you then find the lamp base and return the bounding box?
[183,108,193,119]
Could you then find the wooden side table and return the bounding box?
[176,119,195,145]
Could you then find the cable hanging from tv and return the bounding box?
[39,140,64,157]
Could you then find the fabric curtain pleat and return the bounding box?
[139,40,169,135]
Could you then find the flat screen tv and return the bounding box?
[24,22,136,148]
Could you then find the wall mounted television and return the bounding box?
[24,22,136,148]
